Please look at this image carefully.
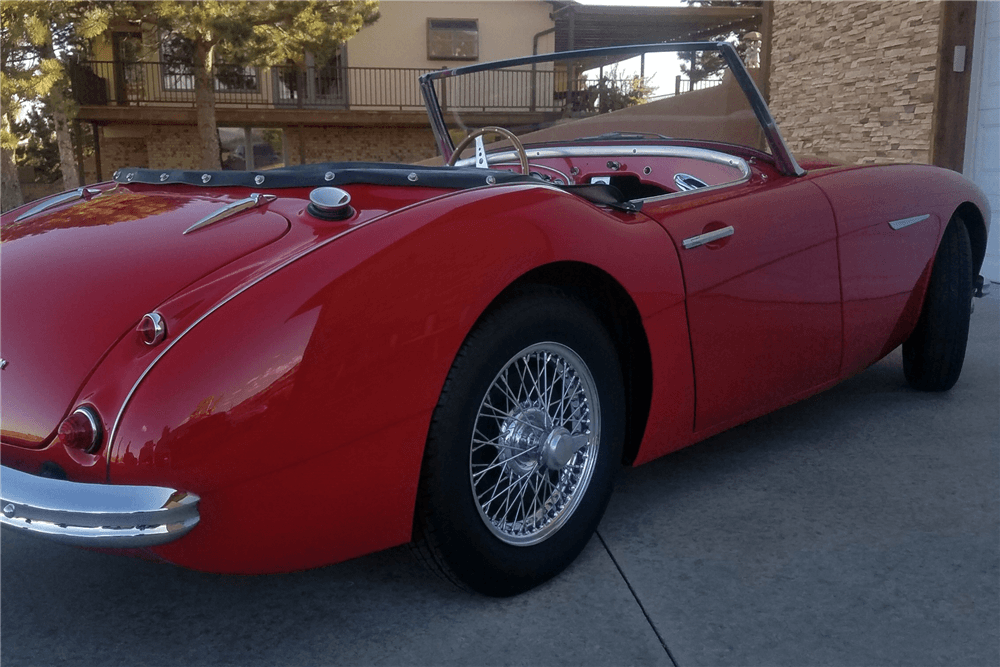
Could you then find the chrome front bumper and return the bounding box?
[0,465,199,547]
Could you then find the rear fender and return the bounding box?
[108,183,688,573]
[809,164,990,375]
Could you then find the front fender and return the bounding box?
[109,183,685,573]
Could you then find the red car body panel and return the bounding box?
[1,157,989,575]
[805,164,973,377]
[0,188,290,450]
[47,183,686,572]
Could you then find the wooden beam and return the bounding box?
[91,122,103,182]
[931,1,978,171]
[76,106,435,127]
[760,0,774,104]
[73,120,85,184]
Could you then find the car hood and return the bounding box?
[0,188,290,447]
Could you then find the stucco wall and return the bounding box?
[348,0,555,68]
[770,0,942,165]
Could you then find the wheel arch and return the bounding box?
[954,201,989,277]
[467,261,653,466]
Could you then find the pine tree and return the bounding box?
[136,1,380,169]
[2,1,115,209]
[1,1,379,210]
[679,0,762,84]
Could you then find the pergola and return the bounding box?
[545,2,769,96]
[550,3,764,51]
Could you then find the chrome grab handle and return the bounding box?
[682,225,735,249]
[183,192,277,235]
[674,172,710,191]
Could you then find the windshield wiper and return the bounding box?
[570,132,671,142]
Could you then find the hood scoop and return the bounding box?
[183,193,277,235]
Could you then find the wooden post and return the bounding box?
[73,120,85,184]
[930,1,978,170]
[91,122,103,182]
[760,1,774,103]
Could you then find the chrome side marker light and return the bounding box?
[139,312,167,346]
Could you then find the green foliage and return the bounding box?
[590,65,656,113]
[140,1,379,65]
[1,1,114,150]
[130,1,379,168]
[679,0,762,83]
[13,104,62,183]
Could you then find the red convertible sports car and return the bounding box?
[1,43,991,596]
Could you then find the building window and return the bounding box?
[220,128,285,171]
[427,19,479,60]
[160,33,259,93]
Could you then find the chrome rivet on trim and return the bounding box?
[201,174,212,184]
[113,169,121,179]
[254,174,265,185]
[407,172,418,182]
[643,166,652,175]
[159,173,170,182]
[126,173,135,182]
[324,171,336,181]
[3,504,15,518]
[486,175,497,185]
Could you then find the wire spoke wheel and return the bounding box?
[470,342,600,545]
[413,289,624,596]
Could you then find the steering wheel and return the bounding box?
[447,126,530,174]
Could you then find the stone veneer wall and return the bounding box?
[769,0,942,165]
[99,124,438,176]
[97,134,150,174]
[285,126,439,165]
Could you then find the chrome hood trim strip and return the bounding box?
[183,193,277,235]
[13,187,101,222]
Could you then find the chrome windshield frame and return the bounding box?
[419,41,805,177]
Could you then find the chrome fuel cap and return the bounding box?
[308,187,354,221]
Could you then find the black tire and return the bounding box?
[412,288,625,596]
[903,220,974,391]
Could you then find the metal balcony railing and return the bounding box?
[71,61,439,110]
[70,60,712,114]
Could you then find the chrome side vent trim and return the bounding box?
[183,193,277,235]
[888,214,930,231]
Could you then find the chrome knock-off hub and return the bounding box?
[499,406,548,474]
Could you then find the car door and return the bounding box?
[643,175,842,433]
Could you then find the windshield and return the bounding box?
[421,42,801,177]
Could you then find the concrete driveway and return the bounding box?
[2,298,997,667]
